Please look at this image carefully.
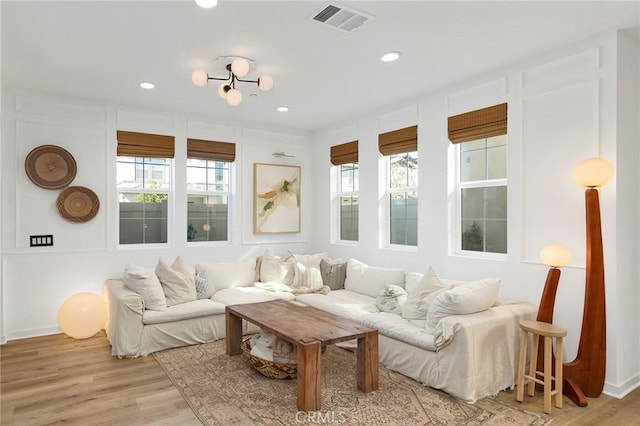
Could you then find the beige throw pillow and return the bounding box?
[320,259,347,290]
[376,284,408,314]
[260,250,295,285]
[123,264,167,311]
[291,252,328,289]
[401,267,453,322]
[156,257,197,306]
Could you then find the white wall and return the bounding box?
[311,30,639,398]
[0,91,313,340]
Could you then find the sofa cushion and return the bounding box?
[401,268,453,326]
[123,264,167,311]
[259,250,295,285]
[196,257,256,291]
[211,286,296,305]
[156,257,197,306]
[320,258,347,290]
[344,258,405,298]
[194,269,215,300]
[142,298,225,325]
[291,252,328,289]
[375,284,407,314]
[425,278,501,332]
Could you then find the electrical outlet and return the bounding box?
[30,235,53,247]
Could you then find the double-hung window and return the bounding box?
[330,141,359,242]
[449,103,508,255]
[379,125,418,247]
[186,138,235,243]
[116,131,174,245]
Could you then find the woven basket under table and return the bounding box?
[241,339,297,380]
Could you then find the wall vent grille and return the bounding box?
[310,3,372,32]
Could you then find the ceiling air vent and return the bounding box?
[310,3,372,32]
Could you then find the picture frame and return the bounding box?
[253,163,301,234]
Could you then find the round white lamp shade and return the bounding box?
[191,69,209,87]
[231,58,250,78]
[540,244,572,268]
[258,74,274,91]
[225,88,242,106]
[572,157,614,188]
[58,292,106,339]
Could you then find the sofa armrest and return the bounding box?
[102,279,145,358]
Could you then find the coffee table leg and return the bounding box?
[357,330,379,393]
[297,340,322,411]
[225,308,243,355]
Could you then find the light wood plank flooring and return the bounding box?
[2,332,639,425]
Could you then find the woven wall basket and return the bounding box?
[57,186,99,223]
[25,145,77,189]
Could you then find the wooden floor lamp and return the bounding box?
[536,157,613,407]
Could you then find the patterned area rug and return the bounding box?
[153,340,551,426]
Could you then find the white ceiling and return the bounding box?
[2,1,639,133]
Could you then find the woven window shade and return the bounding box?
[330,141,358,165]
[116,130,175,158]
[448,103,507,144]
[187,138,236,162]
[378,125,418,156]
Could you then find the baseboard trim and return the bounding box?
[603,374,640,399]
[5,326,61,341]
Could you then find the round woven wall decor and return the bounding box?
[25,145,77,189]
[56,186,99,223]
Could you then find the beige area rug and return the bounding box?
[153,340,551,426]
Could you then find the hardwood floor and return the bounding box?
[1,332,639,425]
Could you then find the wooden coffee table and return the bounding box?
[225,299,379,411]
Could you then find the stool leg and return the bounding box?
[528,332,539,397]
[543,335,552,414]
[516,328,528,402]
[555,336,564,409]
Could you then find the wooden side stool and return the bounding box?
[516,320,567,414]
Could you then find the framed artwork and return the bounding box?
[253,163,301,234]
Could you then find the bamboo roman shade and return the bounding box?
[187,138,236,162]
[378,125,418,156]
[116,130,175,158]
[448,103,507,144]
[330,140,358,165]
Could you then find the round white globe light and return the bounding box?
[191,69,209,87]
[226,88,242,106]
[231,58,250,78]
[381,51,401,62]
[195,0,217,8]
[218,83,229,99]
[58,292,106,339]
[540,244,572,268]
[258,74,274,91]
[572,157,614,188]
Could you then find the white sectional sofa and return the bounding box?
[103,252,536,403]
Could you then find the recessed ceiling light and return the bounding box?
[277,106,289,112]
[380,51,401,62]
[139,82,155,89]
[195,0,217,8]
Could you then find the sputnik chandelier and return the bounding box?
[191,57,274,106]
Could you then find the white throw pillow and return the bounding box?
[375,284,408,314]
[156,257,197,306]
[344,258,405,298]
[260,250,295,285]
[291,252,328,289]
[401,267,453,322]
[196,257,257,291]
[123,264,167,311]
[425,278,501,331]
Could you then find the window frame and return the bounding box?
[384,150,418,249]
[336,162,359,243]
[116,155,173,247]
[185,158,234,245]
[455,136,508,259]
